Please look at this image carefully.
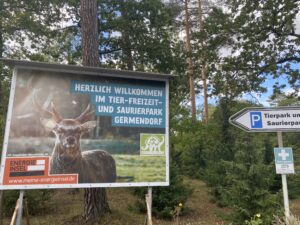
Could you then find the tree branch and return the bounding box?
[258,56,300,74]
[270,27,300,38]
[276,56,300,64]
[99,48,122,55]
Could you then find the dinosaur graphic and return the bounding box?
[141,135,165,154]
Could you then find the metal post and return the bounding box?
[16,190,25,225]
[0,190,3,225]
[145,187,153,225]
[277,131,290,218]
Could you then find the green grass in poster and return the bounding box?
[114,154,166,182]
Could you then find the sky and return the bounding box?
[195,62,300,109]
[195,73,298,108]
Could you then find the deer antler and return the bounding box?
[75,104,95,123]
[33,91,62,122]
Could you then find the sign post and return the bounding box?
[276,132,291,218]
[229,107,299,219]
[145,187,153,225]
[16,190,25,225]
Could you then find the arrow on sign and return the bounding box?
[229,107,300,132]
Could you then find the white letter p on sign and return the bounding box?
[251,115,260,126]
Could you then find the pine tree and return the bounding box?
[224,133,281,224]
[99,0,182,73]
[208,0,300,95]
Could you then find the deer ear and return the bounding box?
[40,118,57,131]
[81,121,97,133]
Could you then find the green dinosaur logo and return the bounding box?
[140,133,165,156]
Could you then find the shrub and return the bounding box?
[3,190,51,216]
[131,163,192,219]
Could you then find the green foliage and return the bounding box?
[245,214,263,225]
[0,64,11,159]
[282,134,300,199]
[3,190,51,216]
[171,119,209,178]
[225,135,281,224]
[204,99,244,200]
[132,163,192,219]
[287,175,300,200]
[1,0,82,66]
[201,99,282,224]
[99,0,183,73]
[192,0,300,98]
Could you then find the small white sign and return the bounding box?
[275,164,294,174]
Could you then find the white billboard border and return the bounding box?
[0,65,170,190]
[0,68,18,188]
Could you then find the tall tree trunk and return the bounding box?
[123,29,134,70]
[80,0,99,67]
[184,0,196,121]
[120,0,134,71]
[198,0,208,124]
[80,0,110,222]
[83,188,110,221]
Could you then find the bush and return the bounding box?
[3,190,51,216]
[287,174,300,200]
[131,163,193,219]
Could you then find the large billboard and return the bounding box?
[0,61,170,189]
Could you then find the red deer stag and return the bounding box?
[34,99,116,183]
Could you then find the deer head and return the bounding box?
[34,96,96,154]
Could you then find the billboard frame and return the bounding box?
[0,59,174,190]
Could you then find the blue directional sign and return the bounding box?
[229,107,300,132]
[274,147,294,174]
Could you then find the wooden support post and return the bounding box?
[16,190,25,225]
[10,199,19,225]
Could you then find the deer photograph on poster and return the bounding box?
[0,61,170,190]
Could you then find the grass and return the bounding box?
[3,178,231,225]
[7,138,140,155]
[115,154,166,182]
[4,178,300,225]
